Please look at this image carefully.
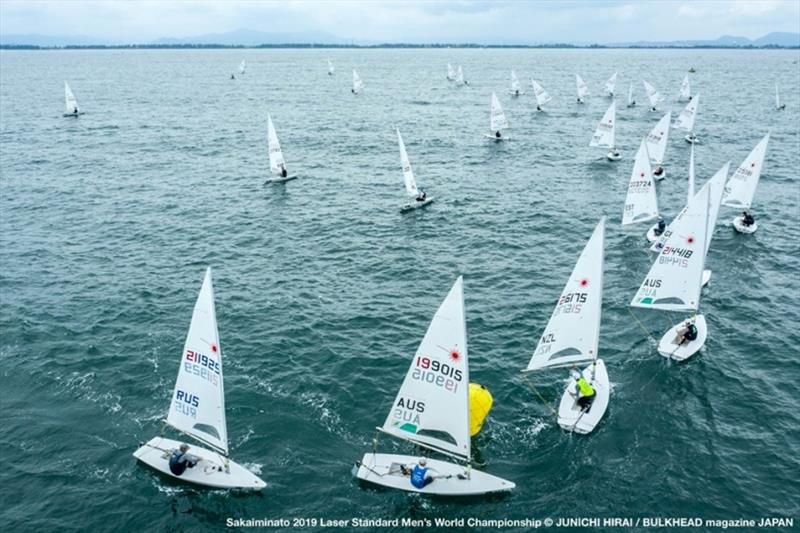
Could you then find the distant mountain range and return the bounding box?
[1,29,798,48]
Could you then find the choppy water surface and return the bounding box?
[1,48,799,532]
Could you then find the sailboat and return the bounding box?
[133,268,266,490]
[775,83,785,110]
[646,112,671,180]
[509,70,524,97]
[397,129,433,211]
[63,82,82,116]
[722,133,770,234]
[626,83,636,108]
[590,101,619,160]
[631,171,725,361]
[264,115,297,184]
[352,69,364,94]
[643,80,662,111]
[604,72,617,97]
[239,59,246,75]
[455,65,466,86]
[354,277,515,496]
[485,92,509,140]
[624,139,660,233]
[327,60,335,76]
[531,80,551,111]
[675,93,700,144]
[523,218,608,434]
[447,63,455,81]
[679,74,691,101]
[576,74,589,103]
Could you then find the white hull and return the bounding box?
[627,102,636,108]
[133,437,265,490]
[63,112,84,117]
[483,133,509,141]
[354,453,514,496]
[606,152,621,161]
[702,269,711,287]
[658,315,708,361]
[401,197,434,212]
[685,134,699,144]
[732,216,757,234]
[265,174,298,184]
[646,224,662,243]
[508,91,525,97]
[652,168,666,181]
[557,359,609,434]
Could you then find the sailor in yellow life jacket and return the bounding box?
[571,368,596,411]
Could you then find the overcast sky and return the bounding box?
[1,1,799,43]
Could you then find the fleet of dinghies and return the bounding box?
[90,63,784,493]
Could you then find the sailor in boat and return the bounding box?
[416,190,428,202]
[688,95,693,101]
[675,321,698,345]
[168,444,200,476]
[741,211,755,227]
[609,148,620,159]
[515,89,519,96]
[279,164,288,178]
[653,218,666,237]
[571,369,596,411]
[73,107,79,115]
[651,105,657,112]
[495,131,502,139]
[577,97,583,104]
[400,457,438,489]
[536,105,542,111]
[231,74,235,80]
[653,166,665,178]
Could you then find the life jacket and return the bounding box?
[410,466,428,489]
[576,377,595,398]
[169,451,187,476]
[686,324,698,341]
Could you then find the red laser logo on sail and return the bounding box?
[450,349,461,362]
[580,278,589,287]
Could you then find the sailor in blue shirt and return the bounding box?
[406,457,437,489]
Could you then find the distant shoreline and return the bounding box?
[1,43,799,50]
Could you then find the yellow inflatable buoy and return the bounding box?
[469,383,493,436]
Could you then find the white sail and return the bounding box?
[267,115,285,174]
[456,65,465,85]
[166,268,228,454]
[490,92,509,132]
[239,60,246,75]
[627,83,634,106]
[722,133,770,209]
[775,83,781,109]
[645,112,671,165]
[328,60,335,75]
[631,187,710,312]
[643,80,662,107]
[510,70,521,92]
[688,143,695,204]
[526,218,605,371]
[576,74,589,100]
[64,81,78,114]
[381,277,470,460]
[590,101,616,149]
[447,63,455,80]
[623,139,658,225]
[397,129,418,197]
[604,72,617,96]
[531,80,551,106]
[675,93,700,133]
[679,74,691,100]
[352,69,364,93]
